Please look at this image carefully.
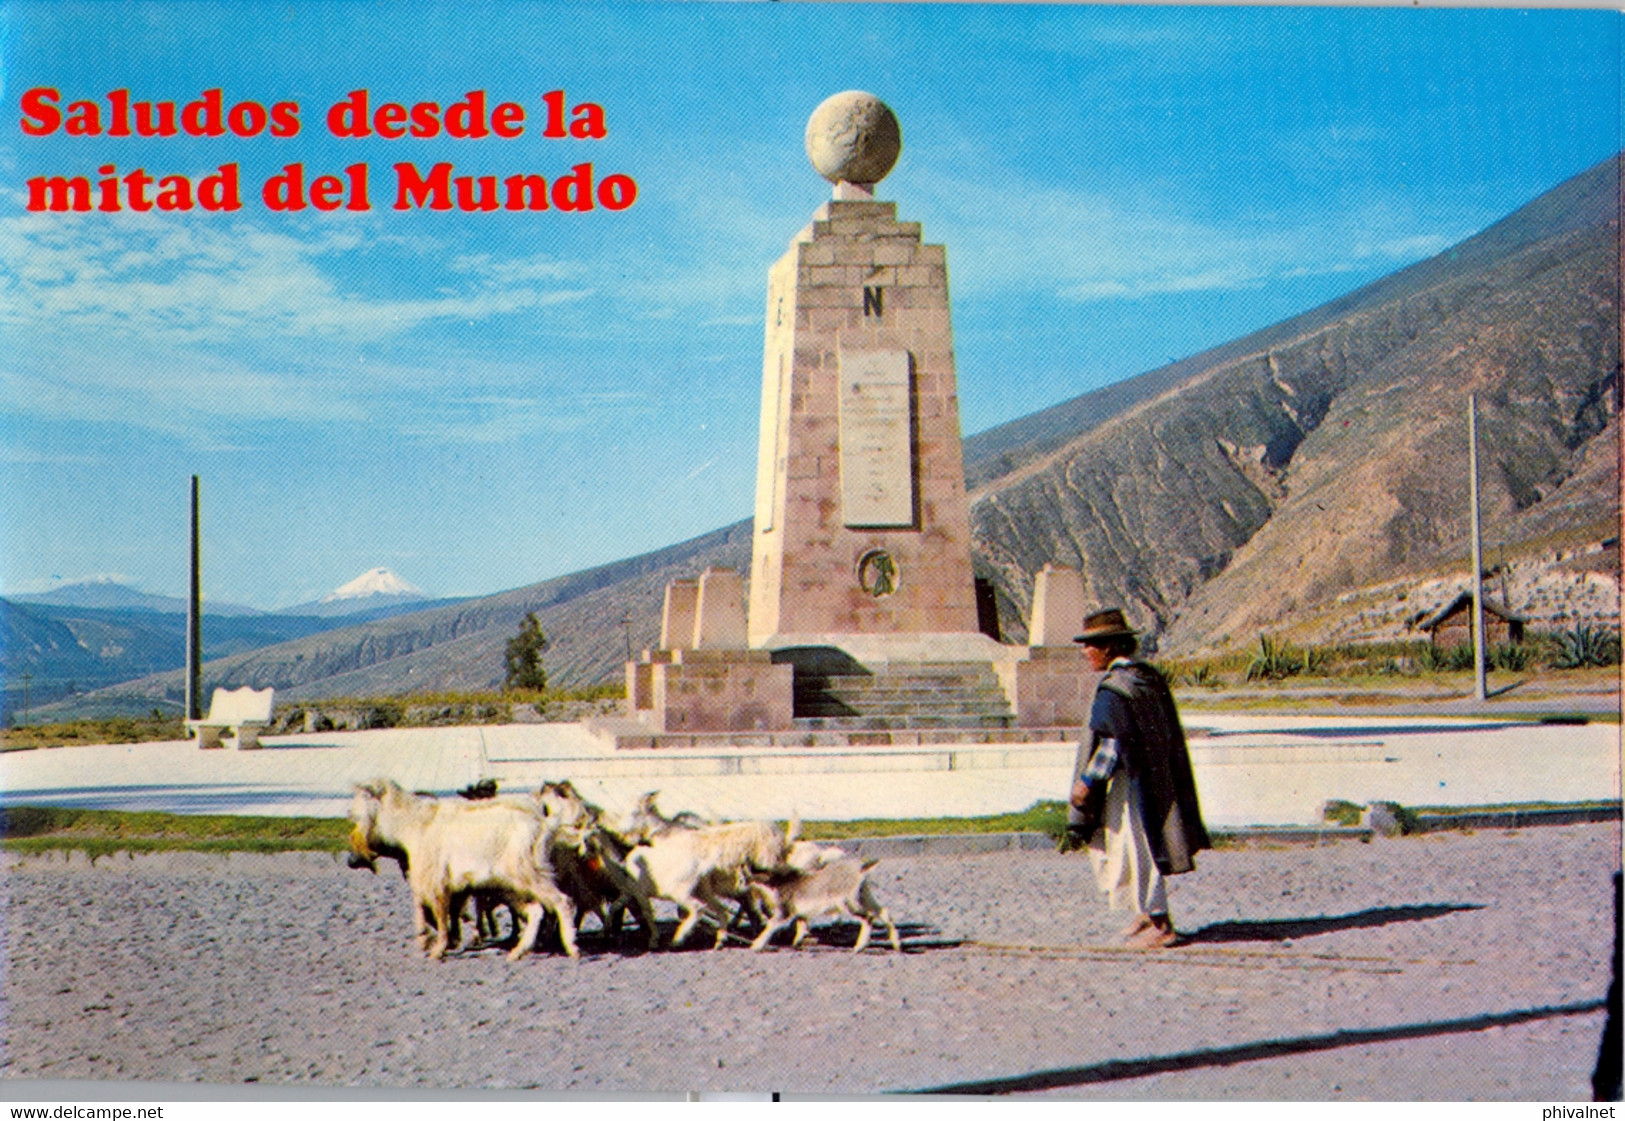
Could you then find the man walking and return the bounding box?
[1064,608,1210,949]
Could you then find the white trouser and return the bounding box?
[1088,773,1168,916]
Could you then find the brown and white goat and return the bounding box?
[536,781,660,950]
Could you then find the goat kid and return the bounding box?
[749,856,902,953]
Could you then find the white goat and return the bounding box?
[749,856,901,953]
[348,778,578,961]
[625,817,797,949]
[784,839,847,872]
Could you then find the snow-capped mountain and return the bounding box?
[322,568,424,603]
[281,568,431,618]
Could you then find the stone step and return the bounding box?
[791,661,1015,725]
[791,713,1017,732]
[796,685,1011,704]
[795,697,1012,717]
[795,677,1002,696]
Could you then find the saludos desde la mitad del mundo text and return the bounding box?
[21,87,638,214]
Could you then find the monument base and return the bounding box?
[1013,646,1102,728]
[625,648,794,734]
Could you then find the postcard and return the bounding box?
[2,1,1620,1106]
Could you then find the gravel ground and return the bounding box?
[1,824,1618,1099]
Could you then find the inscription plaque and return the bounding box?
[838,349,914,527]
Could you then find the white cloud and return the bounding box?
[3,572,135,595]
[906,162,1472,305]
[0,444,101,465]
[393,388,654,445]
[0,210,594,345]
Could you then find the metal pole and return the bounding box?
[1468,396,1488,703]
[186,475,203,725]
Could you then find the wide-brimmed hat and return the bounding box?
[1073,608,1138,645]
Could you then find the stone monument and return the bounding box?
[748,91,981,647]
[615,93,1093,741]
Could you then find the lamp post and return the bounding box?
[1468,396,1488,703]
[186,475,203,725]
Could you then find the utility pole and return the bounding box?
[1468,396,1488,703]
[185,475,203,726]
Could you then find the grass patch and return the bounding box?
[2,713,186,751]
[1,801,1076,856]
[1408,799,1621,818]
[0,805,349,857]
[799,800,1070,842]
[5,796,1616,859]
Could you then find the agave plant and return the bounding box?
[1418,643,1476,673]
[1245,635,1305,681]
[1181,663,1220,688]
[1488,642,1531,672]
[1551,625,1623,669]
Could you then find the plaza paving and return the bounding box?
[2,709,1618,826]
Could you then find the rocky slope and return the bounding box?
[971,154,1620,654]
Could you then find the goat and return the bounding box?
[749,856,901,953]
[624,816,797,949]
[346,783,515,950]
[455,780,526,945]
[620,789,709,844]
[784,839,848,872]
[348,778,578,961]
[535,781,660,950]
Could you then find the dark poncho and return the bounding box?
[1089,660,1211,875]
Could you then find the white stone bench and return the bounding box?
[188,687,275,750]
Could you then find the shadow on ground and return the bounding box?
[908,999,1605,1096]
[1186,902,1483,944]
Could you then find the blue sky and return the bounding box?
[1,2,1619,610]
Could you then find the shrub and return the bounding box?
[1418,643,1475,673]
[1245,635,1305,681]
[1182,663,1220,688]
[1550,625,1623,669]
[1488,643,1531,672]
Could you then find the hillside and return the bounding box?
[0,600,350,712]
[971,154,1619,653]
[31,155,1620,716]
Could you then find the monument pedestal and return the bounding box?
[628,648,794,734]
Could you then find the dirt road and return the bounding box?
[2,824,1617,1098]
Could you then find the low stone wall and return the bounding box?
[264,697,620,734]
